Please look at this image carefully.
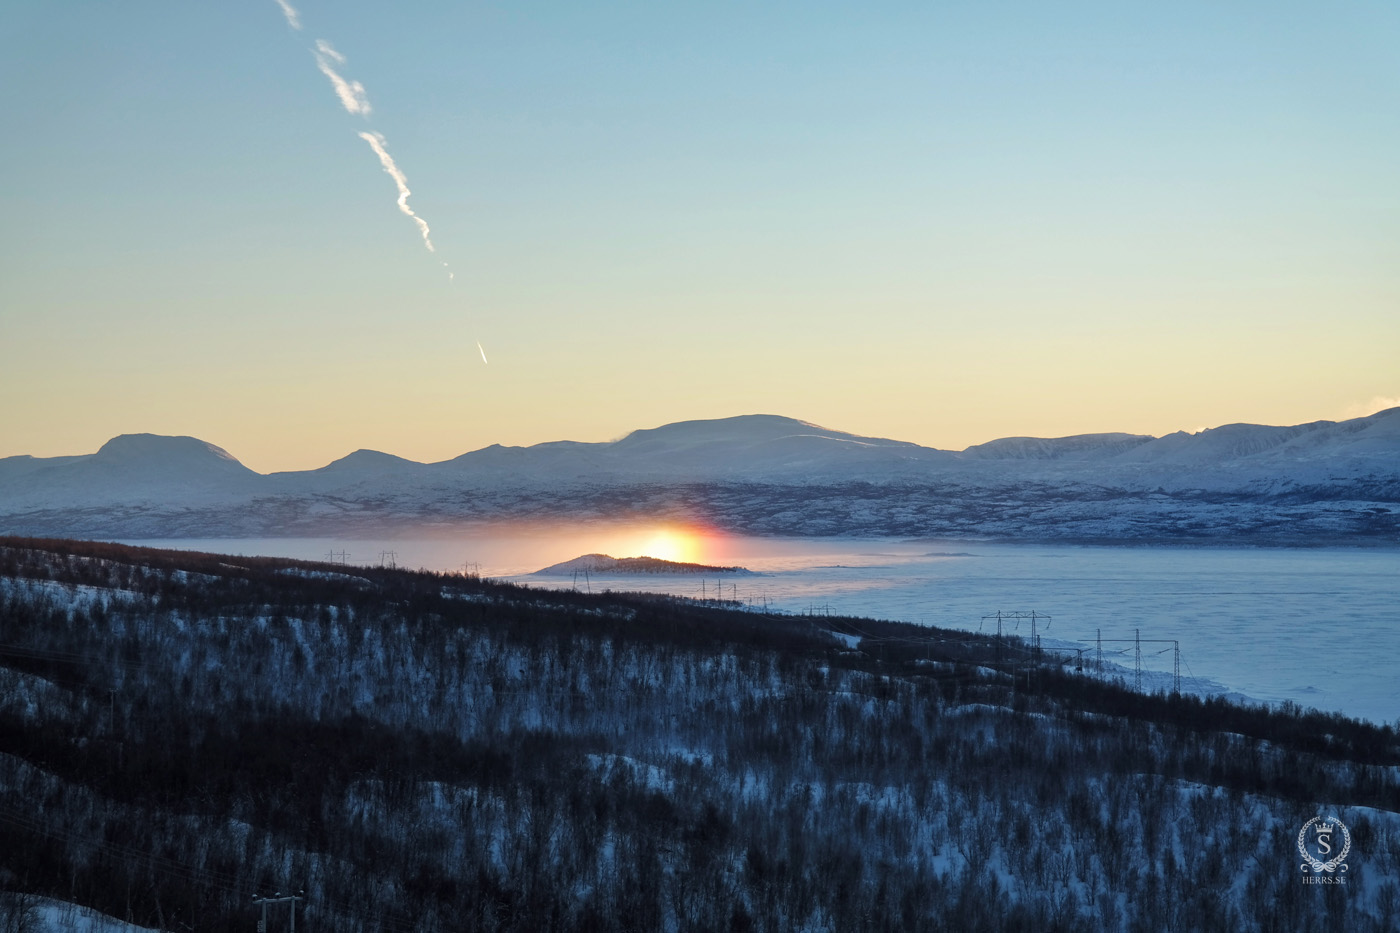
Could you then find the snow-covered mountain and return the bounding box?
[2,411,1397,543]
[0,434,263,508]
[959,432,1152,461]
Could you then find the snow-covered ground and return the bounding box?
[23,898,156,932]
[118,535,1400,725]
[518,541,1400,725]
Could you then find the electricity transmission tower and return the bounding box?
[980,611,1052,670]
[253,892,303,932]
[1089,629,1181,694]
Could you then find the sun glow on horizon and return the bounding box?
[636,527,707,564]
[580,523,723,566]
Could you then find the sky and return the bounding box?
[1,1,1396,473]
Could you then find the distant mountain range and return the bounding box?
[2,411,1397,544]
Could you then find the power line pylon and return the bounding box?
[253,892,303,932]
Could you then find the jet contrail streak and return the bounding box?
[315,39,346,64]
[477,341,489,364]
[315,43,371,116]
[274,0,302,30]
[358,131,435,252]
[270,5,465,306]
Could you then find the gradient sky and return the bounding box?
[2,1,1396,473]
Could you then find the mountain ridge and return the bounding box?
[10,409,1399,477]
[2,410,1397,544]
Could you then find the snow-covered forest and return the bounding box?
[0,538,1396,931]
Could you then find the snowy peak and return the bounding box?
[439,440,608,484]
[1112,422,1327,464]
[0,433,260,510]
[433,415,929,481]
[1270,406,1400,459]
[601,414,932,477]
[313,449,423,474]
[94,433,250,471]
[611,414,878,452]
[1112,409,1400,465]
[960,433,1153,461]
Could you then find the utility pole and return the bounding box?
[253,893,303,932]
[1135,629,1142,693]
[996,612,1003,669]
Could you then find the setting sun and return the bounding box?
[638,528,703,564]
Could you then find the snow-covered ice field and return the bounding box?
[127,534,1400,725]
[523,540,1400,726]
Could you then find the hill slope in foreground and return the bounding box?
[1,537,1397,931]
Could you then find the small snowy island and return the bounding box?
[534,553,752,575]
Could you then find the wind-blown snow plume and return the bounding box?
[314,41,371,117]
[1342,395,1400,419]
[274,0,302,30]
[358,131,435,252]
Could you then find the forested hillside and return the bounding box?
[0,538,1397,931]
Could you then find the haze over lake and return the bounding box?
[127,530,1399,726]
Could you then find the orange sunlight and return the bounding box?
[637,527,705,564]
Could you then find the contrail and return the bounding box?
[314,41,371,117]
[274,0,302,30]
[315,39,346,64]
[270,4,487,364]
[358,130,434,252]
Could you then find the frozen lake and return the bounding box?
[125,529,1400,725]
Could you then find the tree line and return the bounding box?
[0,536,1396,931]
